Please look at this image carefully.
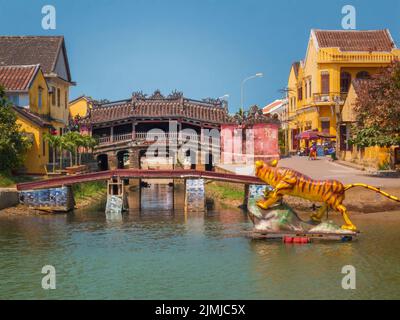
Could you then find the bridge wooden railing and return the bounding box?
[96,132,211,145]
[16,169,264,191]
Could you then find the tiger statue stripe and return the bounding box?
[255,160,400,231]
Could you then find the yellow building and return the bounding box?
[69,95,94,118]
[0,65,52,174]
[0,36,75,174]
[287,29,400,154]
[0,36,75,136]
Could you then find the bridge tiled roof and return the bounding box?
[84,91,229,125]
[90,100,132,123]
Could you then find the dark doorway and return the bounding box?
[117,150,129,169]
[97,154,108,171]
[205,153,214,171]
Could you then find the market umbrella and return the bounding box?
[295,130,319,140]
[317,132,336,139]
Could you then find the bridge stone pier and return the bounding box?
[107,152,118,170]
[17,169,263,213]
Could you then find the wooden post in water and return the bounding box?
[243,184,250,209]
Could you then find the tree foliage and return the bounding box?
[0,86,32,171]
[351,61,400,147]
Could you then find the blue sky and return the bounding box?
[1,0,399,112]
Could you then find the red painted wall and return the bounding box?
[221,123,279,164]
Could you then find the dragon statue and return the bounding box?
[255,159,400,231]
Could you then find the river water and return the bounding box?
[0,185,400,299]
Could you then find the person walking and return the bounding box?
[309,142,317,160]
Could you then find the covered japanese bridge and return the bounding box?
[78,90,229,171]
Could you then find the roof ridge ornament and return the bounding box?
[167,89,183,99]
[132,91,147,100]
[150,89,164,99]
[202,97,222,106]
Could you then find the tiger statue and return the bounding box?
[255,159,400,231]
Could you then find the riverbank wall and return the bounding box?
[0,189,19,210]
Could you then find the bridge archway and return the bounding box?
[117,150,129,169]
[97,154,109,171]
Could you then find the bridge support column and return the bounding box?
[128,149,140,169]
[184,179,205,212]
[107,152,117,170]
[127,149,141,206]
[126,178,141,211]
[173,179,185,210]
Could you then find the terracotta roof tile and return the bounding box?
[0,36,71,81]
[0,64,39,91]
[263,100,283,114]
[313,29,396,52]
[12,106,52,128]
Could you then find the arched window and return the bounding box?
[356,71,370,80]
[340,72,351,93]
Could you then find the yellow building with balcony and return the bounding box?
[0,64,53,174]
[287,29,400,154]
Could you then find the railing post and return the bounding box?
[110,126,114,143]
[132,122,136,141]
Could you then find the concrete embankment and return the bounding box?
[0,188,19,210]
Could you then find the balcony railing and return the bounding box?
[313,92,347,105]
[318,51,397,64]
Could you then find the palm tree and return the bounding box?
[44,132,61,172]
[60,132,99,168]
[59,135,68,170]
[74,133,86,165]
[79,135,98,165]
[83,135,98,154]
[62,132,78,167]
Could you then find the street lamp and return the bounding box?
[241,73,263,110]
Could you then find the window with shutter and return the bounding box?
[51,86,56,105]
[340,72,351,93]
[305,82,308,99]
[57,88,61,107]
[321,72,330,94]
[297,87,303,101]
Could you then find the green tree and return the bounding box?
[44,132,61,172]
[0,86,31,172]
[61,131,97,166]
[78,135,98,165]
[351,61,400,147]
[61,131,79,167]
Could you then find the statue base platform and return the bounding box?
[247,201,358,243]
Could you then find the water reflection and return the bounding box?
[0,184,400,299]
